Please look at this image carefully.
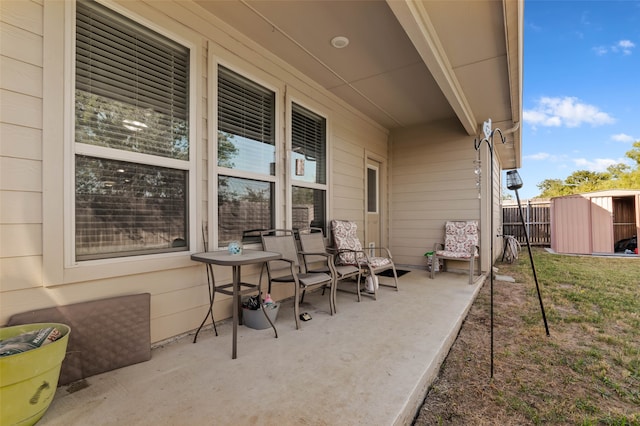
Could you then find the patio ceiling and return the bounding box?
[194,0,522,169]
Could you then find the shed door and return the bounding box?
[552,196,591,254]
[591,197,614,253]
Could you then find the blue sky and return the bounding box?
[517,0,640,198]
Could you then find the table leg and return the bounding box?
[193,263,217,343]
[232,265,240,359]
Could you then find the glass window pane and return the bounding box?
[217,131,275,175]
[218,66,275,174]
[292,186,326,232]
[367,167,378,213]
[291,103,326,184]
[75,0,189,160]
[75,155,188,260]
[218,176,274,245]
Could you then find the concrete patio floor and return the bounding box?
[38,268,485,426]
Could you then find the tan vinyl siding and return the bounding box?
[390,119,481,268]
[0,0,388,344]
[0,1,45,294]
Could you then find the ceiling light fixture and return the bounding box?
[330,36,349,49]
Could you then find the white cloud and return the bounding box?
[594,39,636,55]
[525,152,551,160]
[525,152,565,162]
[611,133,635,143]
[616,39,635,55]
[572,157,628,172]
[593,46,608,55]
[523,97,615,128]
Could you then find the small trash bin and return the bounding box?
[0,322,70,426]
[424,251,439,272]
[242,304,279,330]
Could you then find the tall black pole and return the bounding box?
[514,189,550,336]
[474,121,505,378]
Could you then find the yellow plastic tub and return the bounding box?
[0,323,70,426]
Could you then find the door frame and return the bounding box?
[365,152,386,252]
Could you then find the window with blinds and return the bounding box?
[74,0,190,260]
[291,103,326,184]
[291,103,327,232]
[217,66,276,245]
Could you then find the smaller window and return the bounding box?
[367,166,378,214]
[291,102,327,233]
[291,104,326,184]
[217,66,276,246]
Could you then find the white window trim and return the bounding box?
[285,87,330,231]
[43,0,202,285]
[208,53,284,249]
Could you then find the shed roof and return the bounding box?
[551,189,640,201]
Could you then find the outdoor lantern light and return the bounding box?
[506,168,550,339]
[506,169,523,190]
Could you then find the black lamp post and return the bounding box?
[506,169,550,336]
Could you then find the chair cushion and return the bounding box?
[368,256,392,268]
[435,250,478,259]
[443,221,478,255]
[331,220,364,265]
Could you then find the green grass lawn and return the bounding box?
[415,248,639,425]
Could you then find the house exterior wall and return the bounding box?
[0,0,389,342]
[388,119,492,272]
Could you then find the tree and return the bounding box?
[534,142,640,198]
[537,178,572,198]
[625,141,640,166]
[605,163,631,179]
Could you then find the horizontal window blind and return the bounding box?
[292,103,326,184]
[218,66,275,146]
[75,0,189,160]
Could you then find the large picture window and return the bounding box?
[291,103,327,232]
[74,0,191,260]
[217,66,276,245]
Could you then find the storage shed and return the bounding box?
[550,190,640,255]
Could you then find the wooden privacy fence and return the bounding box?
[502,200,551,246]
